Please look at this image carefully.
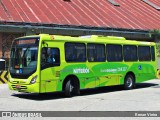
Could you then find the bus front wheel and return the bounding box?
[64,78,80,97]
[124,74,135,90]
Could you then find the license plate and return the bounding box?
[16,85,21,89]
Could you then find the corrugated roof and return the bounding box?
[0,0,160,30]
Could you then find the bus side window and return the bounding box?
[41,47,60,66]
[87,43,105,62]
[47,48,60,64]
[123,45,137,61]
[138,46,151,61]
[65,42,86,62]
[106,44,122,62]
[52,49,60,64]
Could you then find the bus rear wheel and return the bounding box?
[124,74,135,90]
[64,78,80,97]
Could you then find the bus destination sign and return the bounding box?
[16,39,37,45]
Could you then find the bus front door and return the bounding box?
[40,46,60,93]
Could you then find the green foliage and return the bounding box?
[149,29,160,37]
[149,29,160,57]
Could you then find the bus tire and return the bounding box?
[124,74,135,90]
[64,80,72,97]
[64,78,80,97]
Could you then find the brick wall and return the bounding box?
[0,33,24,69]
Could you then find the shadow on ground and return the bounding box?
[12,82,159,101]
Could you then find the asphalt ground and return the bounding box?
[0,79,160,120]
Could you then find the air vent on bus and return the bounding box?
[56,71,60,77]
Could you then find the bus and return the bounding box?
[8,34,157,97]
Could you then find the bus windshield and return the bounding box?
[9,37,39,78]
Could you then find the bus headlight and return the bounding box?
[30,75,37,84]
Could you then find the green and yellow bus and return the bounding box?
[8,34,157,96]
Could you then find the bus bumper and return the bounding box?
[8,82,40,93]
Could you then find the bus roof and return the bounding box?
[17,34,155,46]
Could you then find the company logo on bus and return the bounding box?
[73,68,90,74]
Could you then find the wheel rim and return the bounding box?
[69,81,74,93]
[126,77,133,88]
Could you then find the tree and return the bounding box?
[149,29,160,57]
